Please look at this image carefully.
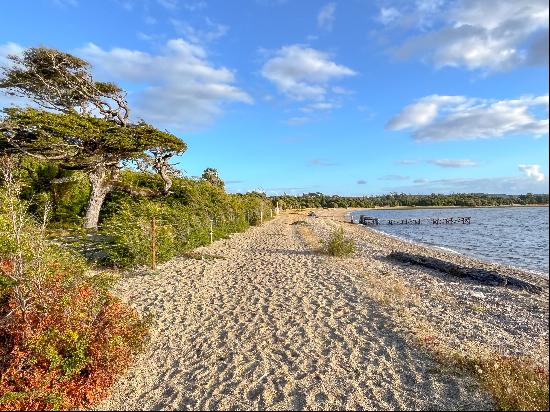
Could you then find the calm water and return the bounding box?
[351,206,549,276]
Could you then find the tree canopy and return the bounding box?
[0,47,187,229]
[0,47,129,124]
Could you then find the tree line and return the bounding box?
[271,192,549,210]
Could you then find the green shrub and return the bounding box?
[98,174,273,268]
[322,227,356,257]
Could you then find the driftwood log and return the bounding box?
[388,251,542,294]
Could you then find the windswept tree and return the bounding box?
[201,167,224,189]
[0,47,186,229]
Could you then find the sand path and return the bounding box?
[98,214,490,411]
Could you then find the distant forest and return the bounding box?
[271,192,549,209]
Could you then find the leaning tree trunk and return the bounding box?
[83,166,112,230]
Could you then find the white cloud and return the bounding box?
[378,7,401,25]
[0,42,24,67]
[301,101,340,112]
[386,94,549,141]
[318,3,337,31]
[171,18,228,44]
[392,0,549,71]
[518,164,545,182]
[79,39,252,130]
[428,159,478,168]
[0,43,32,109]
[261,45,355,102]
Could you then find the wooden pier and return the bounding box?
[355,215,471,225]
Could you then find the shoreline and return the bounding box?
[99,208,548,410]
[366,224,549,280]
[343,208,549,278]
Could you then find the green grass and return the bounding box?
[322,227,356,257]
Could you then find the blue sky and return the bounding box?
[1,0,548,195]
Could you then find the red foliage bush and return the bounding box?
[0,270,148,410]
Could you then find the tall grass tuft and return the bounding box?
[322,227,356,257]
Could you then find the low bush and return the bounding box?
[322,227,356,257]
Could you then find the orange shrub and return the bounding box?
[0,269,148,410]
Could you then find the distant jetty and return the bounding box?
[354,215,471,225]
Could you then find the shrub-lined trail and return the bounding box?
[99,212,495,411]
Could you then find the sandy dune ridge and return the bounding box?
[97,209,548,411]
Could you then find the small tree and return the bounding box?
[0,47,186,229]
[201,167,224,189]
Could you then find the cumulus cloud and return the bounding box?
[391,0,549,72]
[518,164,545,181]
[78,39,252,130]
[261,45,355,102]
[386,94,549,141]
[318,3,336,30]
[428,159,478,168]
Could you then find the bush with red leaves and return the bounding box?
[0,268,149,410]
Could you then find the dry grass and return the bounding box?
[295,225,322,250]
[362,271,421,307]
[432,348,549,411]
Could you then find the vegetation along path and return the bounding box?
[98,213,492,411]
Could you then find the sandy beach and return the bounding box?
[97,208,549,411]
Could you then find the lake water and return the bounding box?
[351,206,549,276]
